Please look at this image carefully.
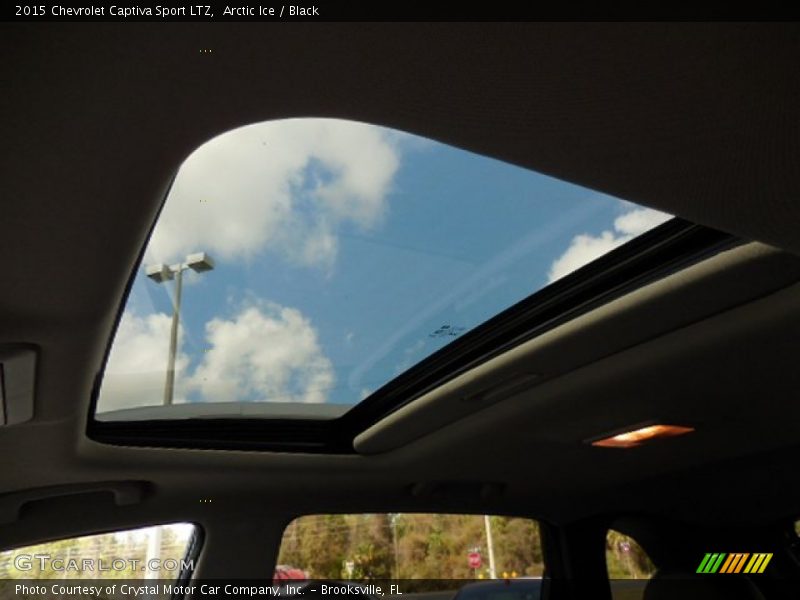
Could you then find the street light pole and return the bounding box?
[390,513,400,579]
[145,252,214,406]
[484,515,497,579]
[163,265,183,406]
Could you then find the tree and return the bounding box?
[298,514,350,578]
[345,515,393,579]
[606,530,655,579]
[278,513,545,581]
[491,517,543,576]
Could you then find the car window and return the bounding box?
[0,523,197,583]
[606,530,655,600]
[95,117,671,423]
[605,529,655,580]
[278,513,543,597]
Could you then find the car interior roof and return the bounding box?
[2,23,800,572]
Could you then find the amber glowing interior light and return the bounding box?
[591,424,694,448]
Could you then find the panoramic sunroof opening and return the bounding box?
[95,118,672,422]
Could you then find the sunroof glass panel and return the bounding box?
[96,118,671,420]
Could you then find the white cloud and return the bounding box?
[98,311,189,412]
[189,303,335,404]
[613,207,671,236]
[146,118,400,269]
[547,207,671,283]
[99,302,335,411]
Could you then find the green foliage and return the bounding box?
[491,517,543,576]
[345,515,393,579]
[605,530,655,580]
[293,514,350,578]
[277,514,544,579]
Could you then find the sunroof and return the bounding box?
[95,118,671,421]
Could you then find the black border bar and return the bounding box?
[5,3,800,22]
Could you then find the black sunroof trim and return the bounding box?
[87,218,740,453]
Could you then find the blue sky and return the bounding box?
[97,119,670,413]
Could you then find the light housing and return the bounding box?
[145,264,173,283]
[590,424,694,449]
[186,252,215,273]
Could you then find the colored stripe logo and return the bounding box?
[696,553,772,574]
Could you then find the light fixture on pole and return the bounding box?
[145,252,214,406]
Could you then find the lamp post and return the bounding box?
[145,252,215,405]
[390,513,400,579]
[143,252,214,582]
[484,515,497,579]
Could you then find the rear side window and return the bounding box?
[605,529,655,580]
[0,523,197,581]
[605,530,655,600]
[278,513,543,593]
